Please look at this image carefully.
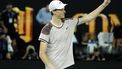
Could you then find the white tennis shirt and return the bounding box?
[38,18,78,69]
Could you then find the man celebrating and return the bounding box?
[39,0,111,69]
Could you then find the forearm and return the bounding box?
[85,3,107,21]
[39,52,52,66]
[78,0,110,24]
[39,42,54,67]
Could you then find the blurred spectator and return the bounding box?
[6,35,14,59]
[113,25,122,47]
[86,48,105,61]
[0,3,19,53]
[22,45,39,60]
[0,28,7,60]
[0,26,13,60]
[97,32,113,54]
[87,33,98,54]
[33,4,52,54]
[81,32,89,46]
[36,4,52,28]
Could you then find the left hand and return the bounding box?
[103,0,111,6]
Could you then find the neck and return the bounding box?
[51,15,63,27]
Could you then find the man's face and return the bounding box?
[53,8,66,19]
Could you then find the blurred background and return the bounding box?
[0,0,122,62]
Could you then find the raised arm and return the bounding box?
[77,0,111,24]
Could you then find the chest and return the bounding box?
[50,24,73,42]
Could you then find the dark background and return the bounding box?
[0,0,122,69]
[1,0,121,51]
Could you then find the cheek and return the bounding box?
[57,12,62,16]
[56,13,61,17]
[59,12,64,16]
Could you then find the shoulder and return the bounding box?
[41,23,53,35]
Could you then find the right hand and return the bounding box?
[47,63,56,69]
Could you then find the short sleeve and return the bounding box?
[38,33,49,42]
[38,23,53,42]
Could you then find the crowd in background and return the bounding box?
[0,3,122,61]
[74,26,122,61]
[0,3,40,60]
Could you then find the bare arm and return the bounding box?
[39,41,55,69]
[76,0,111,25]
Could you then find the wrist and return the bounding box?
[101,3,107,8]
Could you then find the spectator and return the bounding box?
[22,45,39,60]
[113,25,122,47]
[86,48,105,61]
[36,4,52,29]
[87,33,98,54]
[0,3,19,53]
[0,26,13,60]
[33,4,52,54]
